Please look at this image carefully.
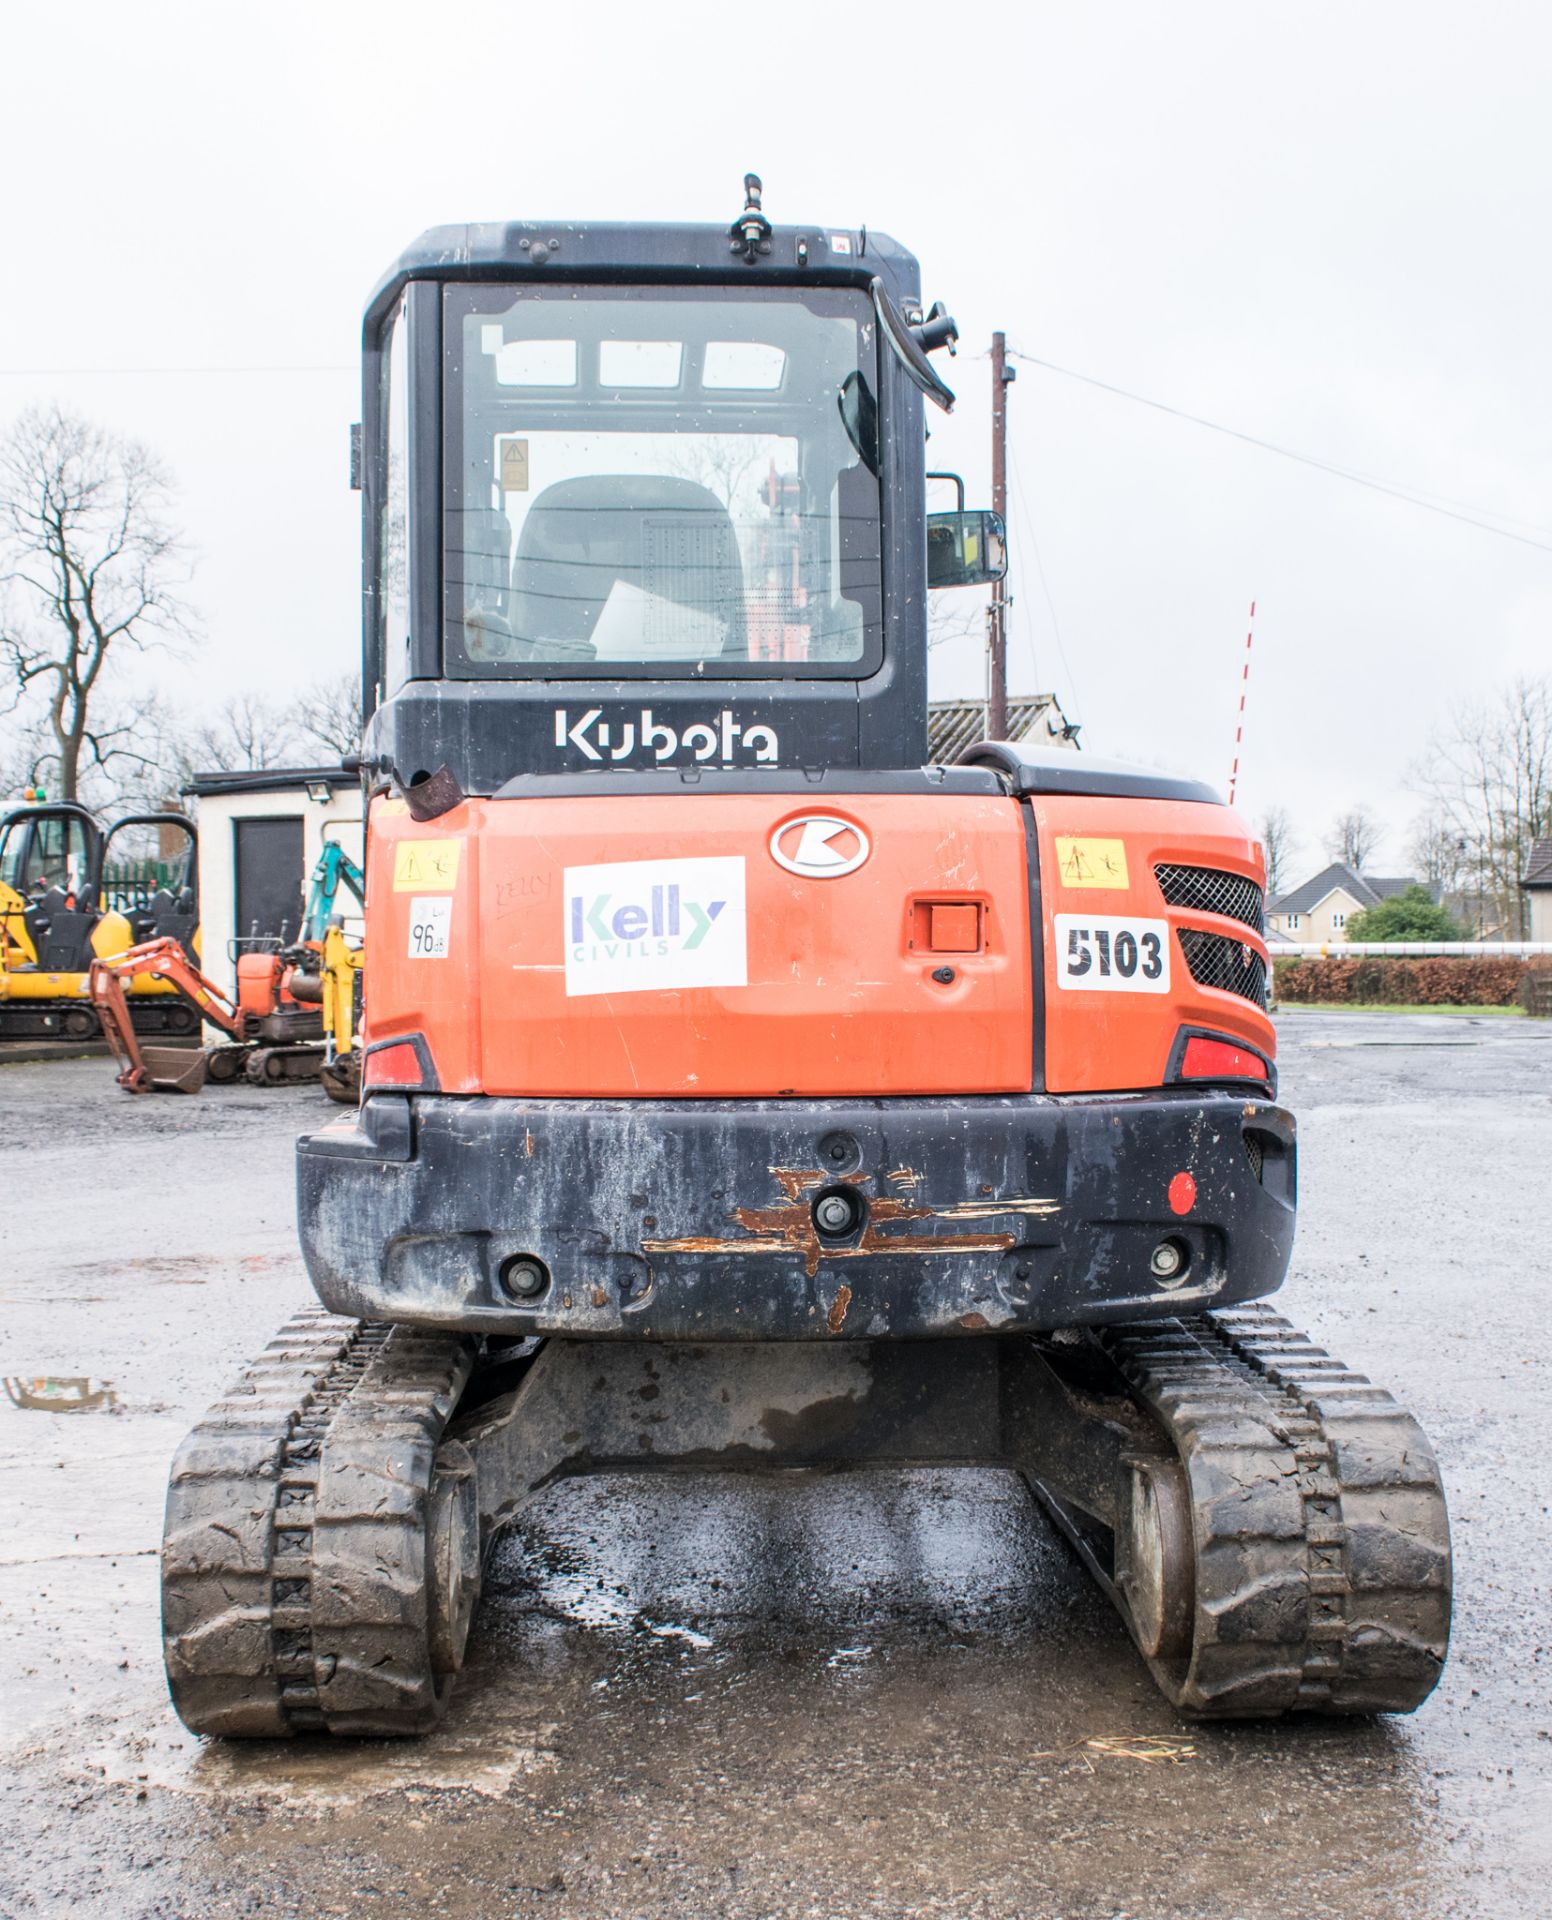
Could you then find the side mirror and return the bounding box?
[926,509,1007,589]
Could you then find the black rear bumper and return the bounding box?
[296,1090,1296,1340]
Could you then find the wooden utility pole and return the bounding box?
[988,332,1013,739]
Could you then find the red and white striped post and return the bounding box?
[1228,601,1256,805]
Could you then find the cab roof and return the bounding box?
[365,220,919,334]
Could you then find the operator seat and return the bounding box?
[509,475,747,661]
[25,886,96,972]
[133,885,200,966]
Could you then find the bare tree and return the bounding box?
[1256,805,1299,896]
[293,670,363,760]
[665,437,764,513]
[1326,806,1382,871]
[1407,812,1469,898]
[927,596,986,655]
[0,404,192,801]
[0,706,45,800]
[1411,675,1552,937]
[186,691,300,773]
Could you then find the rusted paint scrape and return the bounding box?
[827,1284,853,1333]
[641,1170,1057,1278]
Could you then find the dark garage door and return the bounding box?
[234,816,305,947]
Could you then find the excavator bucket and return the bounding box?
[136,1044,208,1094]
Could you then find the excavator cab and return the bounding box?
[0,801,104,972]
[358,193,995,790]
[161,184,1451,1743]
[99,812,199,962]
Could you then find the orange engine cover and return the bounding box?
[1031,793,1274,1093]
[366,791,1035,1097]
[235,951,283,1017]
[363,785,1274,1100]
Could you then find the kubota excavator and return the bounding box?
[160,180,1451,1739]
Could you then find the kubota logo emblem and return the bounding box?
[769,815,870,879]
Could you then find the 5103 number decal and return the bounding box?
[1053,914,1170,993]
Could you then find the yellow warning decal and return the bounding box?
[1054,837,1129,890]
[392,840,461,892]
[499,436,530,493]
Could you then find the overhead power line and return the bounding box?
[1006,348,1552,555]
[0,364,354,377]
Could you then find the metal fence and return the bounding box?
[101,858,183,913]
[1267,941,1552,958]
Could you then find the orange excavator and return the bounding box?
[92,834,366,1094]
[158,180,1451,1741]
[91,937,329,1092]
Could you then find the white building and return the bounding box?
[183,767,363,997]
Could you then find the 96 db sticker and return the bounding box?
[407,896,452,959]
[1055,914,1169,993]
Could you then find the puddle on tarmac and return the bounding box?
[3,1375,118,1412]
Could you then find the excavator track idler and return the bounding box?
[162,1305,1450,1738]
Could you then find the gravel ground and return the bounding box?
[0,1009,1548,1919]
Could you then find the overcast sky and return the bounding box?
[2,1,1547,878]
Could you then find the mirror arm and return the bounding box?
[926,470,966,514]
[870,278,956,413]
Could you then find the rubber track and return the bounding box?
[1101,1303,1451,1717]
[162,1310,478,1737]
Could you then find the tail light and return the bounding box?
[363,1034,438,1090]
[1174,1030,1271,1086]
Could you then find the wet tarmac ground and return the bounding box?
[1,1010,1549,1919]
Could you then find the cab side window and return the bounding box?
[25,817,92,895]
[382,302,412,693]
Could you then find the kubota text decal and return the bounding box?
[553,708,778,764]
[563,856,747,998]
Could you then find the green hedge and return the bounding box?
[1273,955,1550,1007]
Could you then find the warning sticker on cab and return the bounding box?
[1054,837,1129,889]
[407,897,452,959]
[565,855,746,998]
[393,840,461,892]
[1054,914,1170,993]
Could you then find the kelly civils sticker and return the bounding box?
[407,897,452,959]
[1053,836,1129,890]
[564,856,746,998]
[1054,914,1170,993]
[393,840,461,892]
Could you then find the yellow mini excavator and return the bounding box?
[0,800,200,1042]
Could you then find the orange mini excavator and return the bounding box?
[92,938,326,1092]
[161,180,1451,1739]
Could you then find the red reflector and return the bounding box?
[364,1040,425,1089]
[1181,1036,1269,1082]
[1168,1171,1197,1216]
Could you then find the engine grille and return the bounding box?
[1178,928,1269,1007]
[1154,863,1264,932]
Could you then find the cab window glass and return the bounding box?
[443,286,881,679]
[18,816,91,895]
[382,301,412,693]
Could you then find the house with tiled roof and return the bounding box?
[1521,839,1552,942]
[927,694,1077,764]
[1266,863,1429,944]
